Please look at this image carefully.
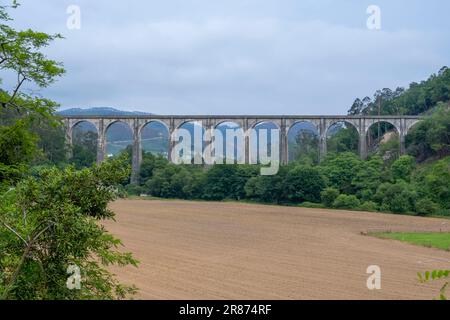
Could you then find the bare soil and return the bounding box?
[104,199,450,300]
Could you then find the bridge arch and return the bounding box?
[287,121,319,163]
[364,119,399,135]
[405,119,423,135]
[140,120,170,158]
[326,119,360,135]
[250,121,280,164]
[174,120,206,164]
[69,120,99,168]
[326,120,360,155]
[69,119,99,136]
[104,120,133,158]
[365,121,400,159]
[214,119,245,129]
[214,121,244,164]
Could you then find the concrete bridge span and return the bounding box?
[63,115,422,183]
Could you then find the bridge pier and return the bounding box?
[64,119,73,160]
[280,119,288,165]
[131,119,142,184]
[358,118,366,160]
[319,118,327,162]
[359,134,367,160]
[96,119,106,164]
[244,119,250,164]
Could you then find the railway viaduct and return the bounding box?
[63,115,422,183]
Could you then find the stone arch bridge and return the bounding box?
[64,115,422,183]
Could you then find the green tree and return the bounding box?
[348,66,450,116]
[391,155,416,182]
[0,3,138,300]
[407,104,450,161]
[139,152,169,185]
[283,165,325,203]
[0,1,65,180]
[321,187,340,207]
[352,156,384,201]
[332,194,361,209]
[201,165,260,201]
[244,169,287,204]
[327,125,359,154]
[0,156,138,299]
[413,157,450,210]
[203,165,241,200]
[374,181,417,214]
[319,152,363,194]
[291,130,319,164]
[71,130,98,169]
[0,1,64,119]
[0,120,38,182]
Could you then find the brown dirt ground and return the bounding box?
[104,199,450,300]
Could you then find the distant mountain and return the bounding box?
[58,107,152,116]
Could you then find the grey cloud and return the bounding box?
[8,1,450,115]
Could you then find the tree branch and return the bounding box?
[0,217,28,245]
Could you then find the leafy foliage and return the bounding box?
[406,103,450,161]
[0,3,138,300]
[320,188,340,207]
[348,66,450,116]
[332,194,361,209]
[327,125,359,155]
[0,156,138,299]
[283,165,325,203]
[418,270,450,300]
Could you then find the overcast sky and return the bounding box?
[8,0,450,115]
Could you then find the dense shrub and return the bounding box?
[406,104,450,161]
[374,181,418,213]
[321,187,340,207]
[203,165,246,200]
[332,194,361,209]
[359,201,378,212]
[298,202,325,209]
[415,198,440,216]
[391,155,416,182]
[139,153,169,184]
[352,156,385,201]
[319,152,363,194]
[244,174,286,203]
[283,165,325,203]
[418,157,450,209]
[125,184,145,196]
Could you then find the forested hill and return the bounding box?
[348,66,450,116]
[58,107,152,116]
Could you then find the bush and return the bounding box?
[332,194,361,209]
[283,165,326,203]
[298,202,325,209]
[125,184,145,196]
[415,198,440,216]
[421,157,450,209]
[374,181,417,213]
[319,152,363,194]
[244,174,286,203]
[139,153,169,185]
[359,201,378,212]
[321,187,340,207]
[202,165,241,200]
[391,155,416,182]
